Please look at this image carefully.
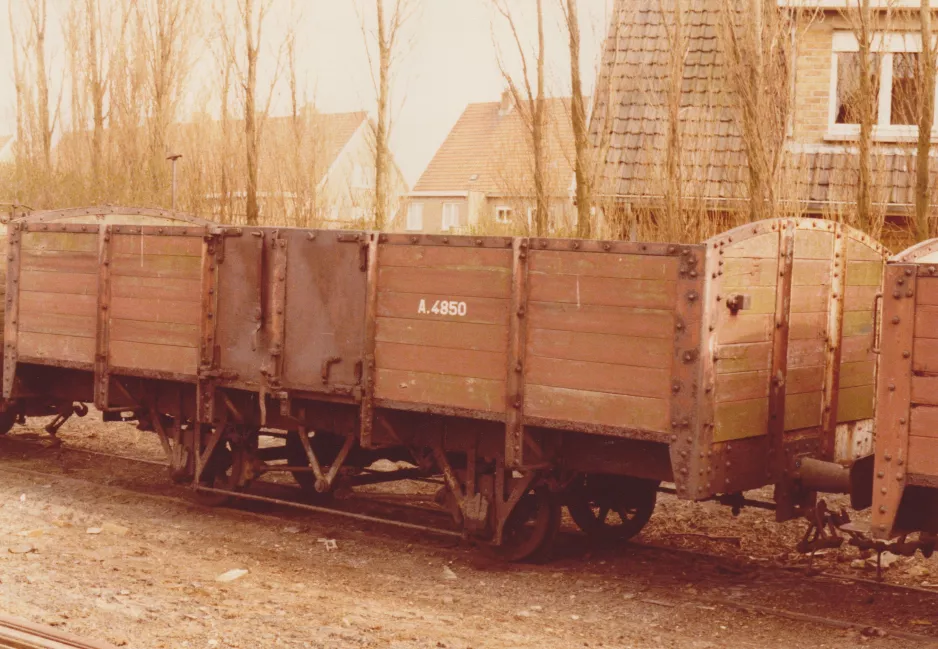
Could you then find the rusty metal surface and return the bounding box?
[360,235,379,448]
[2,224,21,399]
[871,264,916,539]
[820,224,848,459]
[767,222,795,486]
[505,237,529,467]
[0,612,120,649]
[93,227,113,410]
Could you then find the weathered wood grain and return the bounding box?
[375,341,504,381]
[375,317,508,353]
[375,368,505,412]
[526,328,672,368]
[524,384,669,431]
[110,339,198,375]
[524,354,671,399]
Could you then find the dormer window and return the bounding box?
[828,32,932,140]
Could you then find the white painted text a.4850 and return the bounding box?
[417,299,468,317]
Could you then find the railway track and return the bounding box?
[3,435,938,645]
[0,614,116,649]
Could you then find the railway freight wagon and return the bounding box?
[0,212,889,559]
[871,238,938,547]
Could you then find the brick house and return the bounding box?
[592,0,938,246]
[401,92,578,235]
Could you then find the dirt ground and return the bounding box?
[0,417,936,648]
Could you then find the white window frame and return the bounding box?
[495,205,512,224]
[441,202,460,231]
[406,202,424,231]
[828,31,936,141]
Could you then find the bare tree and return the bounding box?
[493,0,548,236]
[915,0,937,241]
[25,0,57,171]
[8,0,28,165]
[139,0,197,198]
[359,0,418,229]
[561,0,590,237]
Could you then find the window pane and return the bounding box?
[835,52,881,125]
[891,52,920,125]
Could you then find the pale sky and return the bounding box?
[0,0,611,185]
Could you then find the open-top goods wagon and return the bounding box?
[0,210,900,559]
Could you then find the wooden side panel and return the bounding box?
[522,249,682,432]
[16,231,100,366]
[838,247,883,424]
[373,243,512,412]
[783,229,833,432]
[909,274,938,481]
[107,233,202,376]
[712,231,779,442]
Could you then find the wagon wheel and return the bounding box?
[284,429,339,497]
[192,439,249,507]
[488,485,560,562]
[568,476,659,542]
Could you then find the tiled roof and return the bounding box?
[413,97,577,196]
[261,111,368,184]
[592,0,927,212]
[591,0,747,202]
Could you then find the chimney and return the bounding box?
[499,89,514,116]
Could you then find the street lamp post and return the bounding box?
[166,153,182,212]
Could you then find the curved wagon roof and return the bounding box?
[704,217,889,258]
[889,237,938,264]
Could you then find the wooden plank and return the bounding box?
[18,331,95,363]
[910,405,938,439]
[528,273,677,310]
[917,277,938,306]
[527,301,673,339]
[912,375,938,406]
[843,310,873,337]
[908,436,938,475]
[714,398,769,441]
[845,285,880,311]
[110,339,198,376]
[714,341,772,374]
[110,296,200,326]
[847,237,885,261]
[524,354,671,399]
[794,229,833,260]
[20,250,98,274]
[379,245,511,270]
[789,311,826,340]
[788,339,826,368]
[842,335,874,363]
[111,253,201,280]
[790,285,829,313]
[716,313,773,344]
[915,304,938,338]
[845,260,883,286]
[377,267,510,299]
[375,341,504,381]
[528,250,677,280]
[110,275,201,302]
[22,231,98,252]
[839,360,875,389]
[837,384,875,422]
[111,235,202,257]
[376,291,508,326]
[720,257,778,287]
[19,270,97,295]
[524,383,669,431]
[787,366,825,394]
[792,259,831,285]
[19,312,95,338]
[785,391,823,431]
[375,317,508,353]
[109,319,199,348]
[19,291,97,318]
[527,328,672,368]
[715,370,770,403]
[913,337,938,373]
[375,368,505,412]
[718,286,776,314]
[721,232,779,258]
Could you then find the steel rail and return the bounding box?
[0,613,117,649]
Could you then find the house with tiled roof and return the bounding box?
[592,0,938,244]
[401,92,578,234]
